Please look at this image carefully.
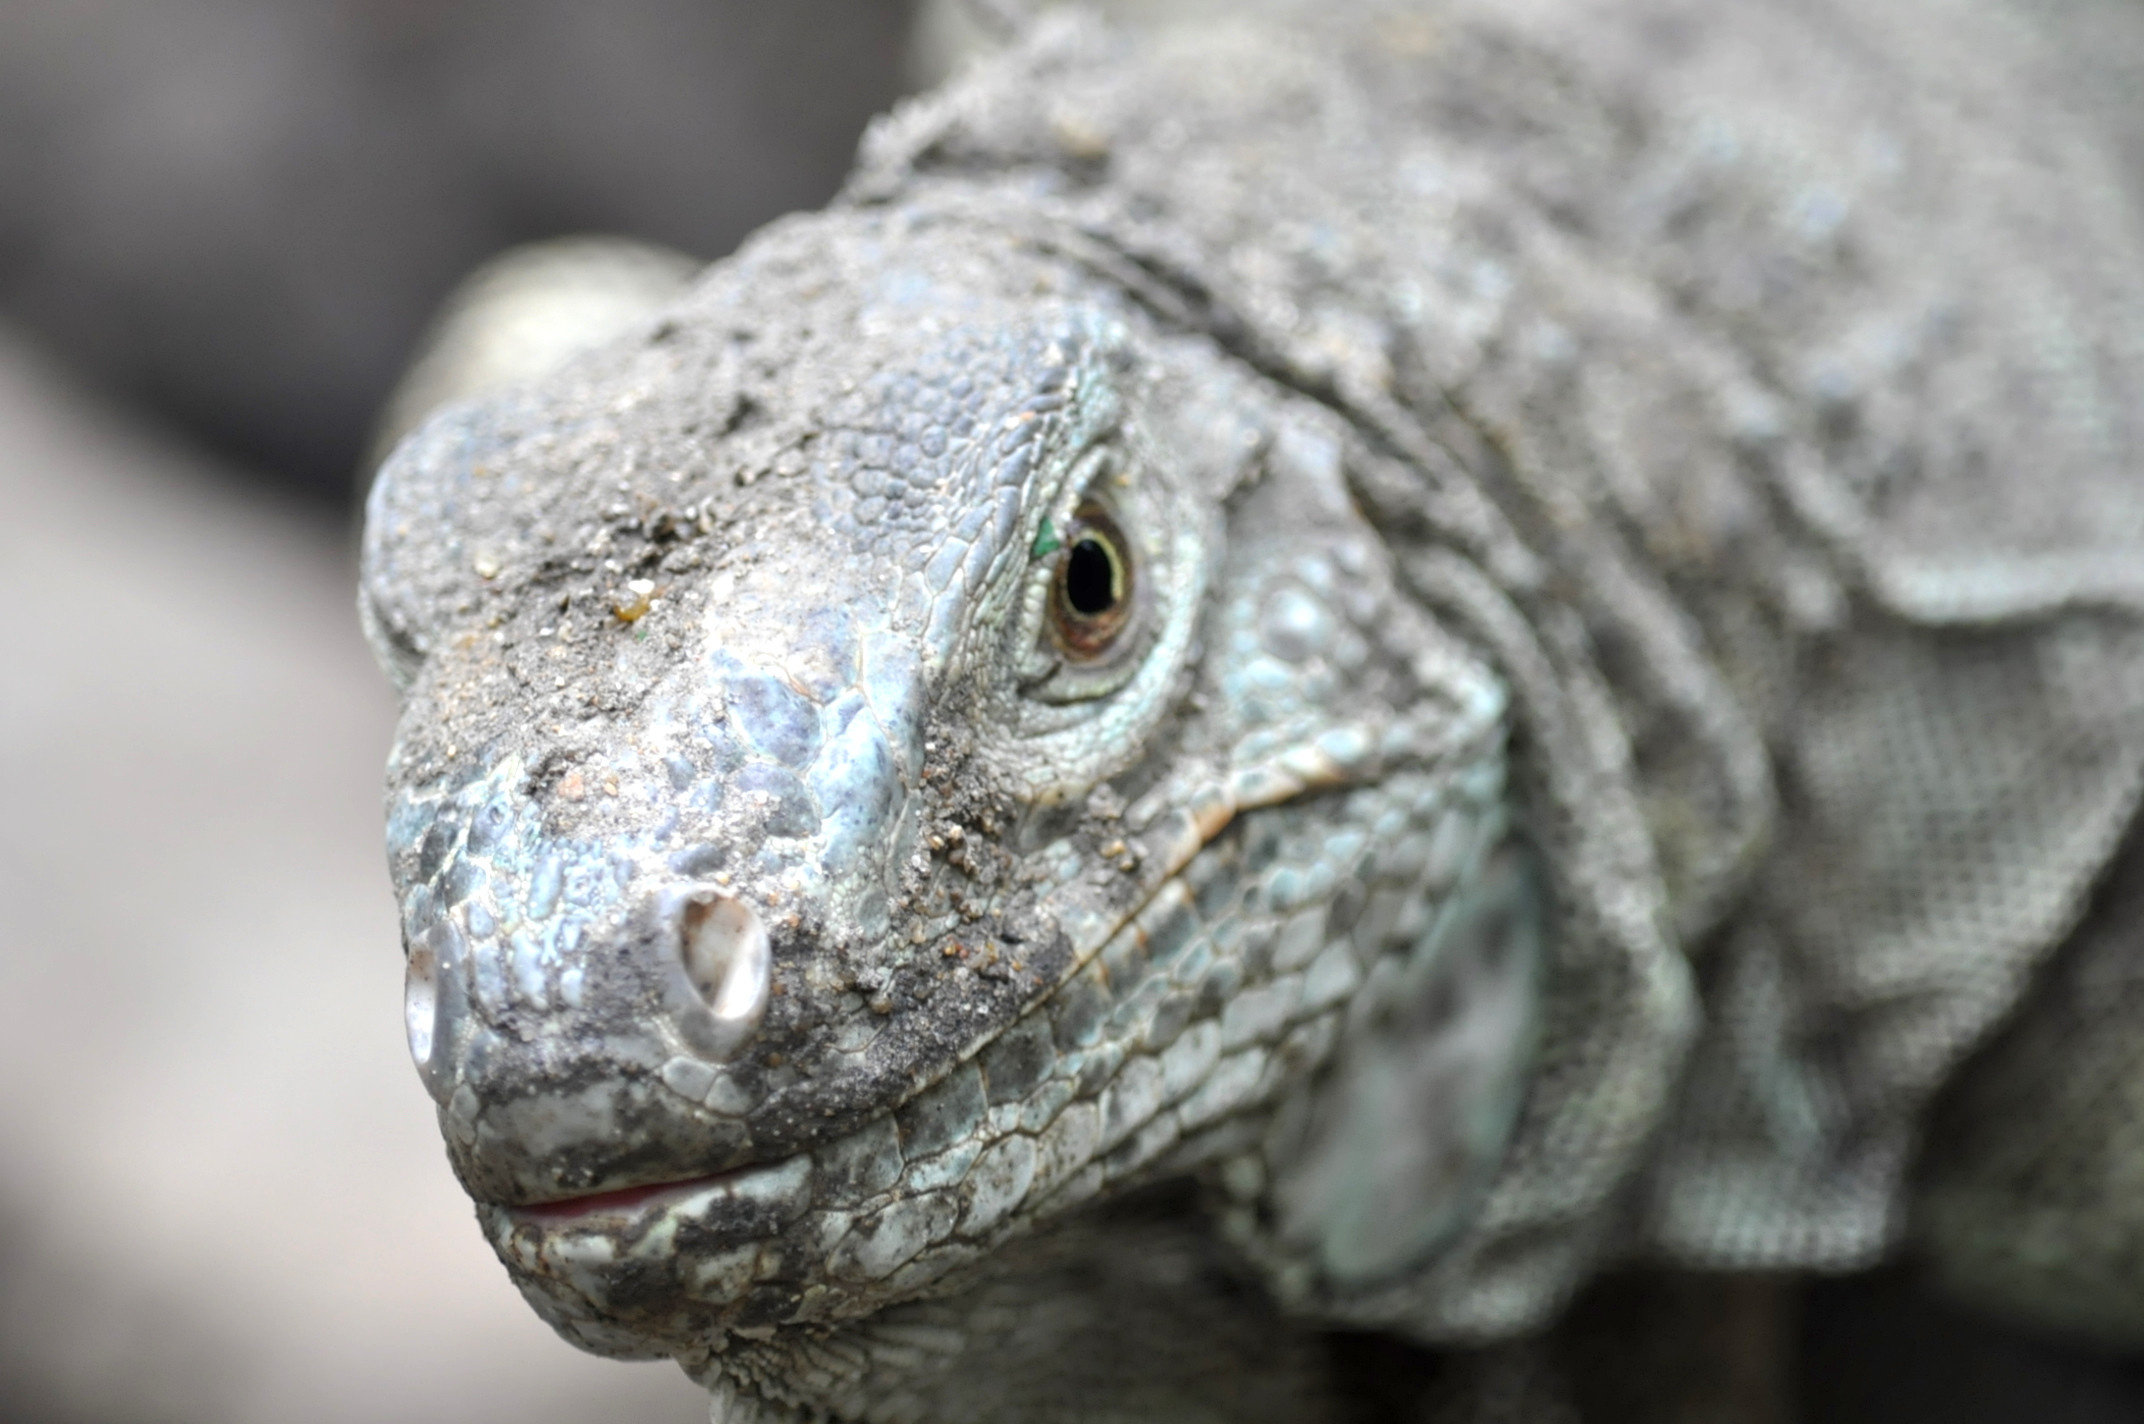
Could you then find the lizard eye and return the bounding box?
[1011,455,1177,713]
[1050,504,1135,659]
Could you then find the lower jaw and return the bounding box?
[480,1150,833,1344]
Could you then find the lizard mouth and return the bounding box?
[512,1171,731,1221]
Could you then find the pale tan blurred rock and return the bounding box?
[0,333,707,1423]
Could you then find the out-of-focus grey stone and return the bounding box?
[0,0,917,498]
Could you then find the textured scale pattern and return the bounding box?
[360,0,2144,1419]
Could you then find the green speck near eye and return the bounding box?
[1032,519,1063,558]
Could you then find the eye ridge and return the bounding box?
[1049,504,1135,659]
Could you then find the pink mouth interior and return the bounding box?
[513,1174,720,1222]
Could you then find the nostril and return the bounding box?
[678,894,770,1059]
[405,943,439,1070]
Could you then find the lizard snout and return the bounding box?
[412,878,788,1207]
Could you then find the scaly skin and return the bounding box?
[362,2,2144,1418]
[365,210,1541,1417]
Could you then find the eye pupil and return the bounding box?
[1047,503,1136,662]
[1064,537,1119,616]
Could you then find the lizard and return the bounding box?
[357,0,2144,1418]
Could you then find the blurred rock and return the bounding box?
[0,0,916,502]
[368,235,699,467]
[0,331,707,1423]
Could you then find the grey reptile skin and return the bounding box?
[360,1,2144,1418]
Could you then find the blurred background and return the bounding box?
[0,3,917,1420]
[2,2,2144,1422]
[0,0,928,504]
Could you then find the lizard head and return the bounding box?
[361,209,1538,1390]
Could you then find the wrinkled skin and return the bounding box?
[362,1,2144,1418]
